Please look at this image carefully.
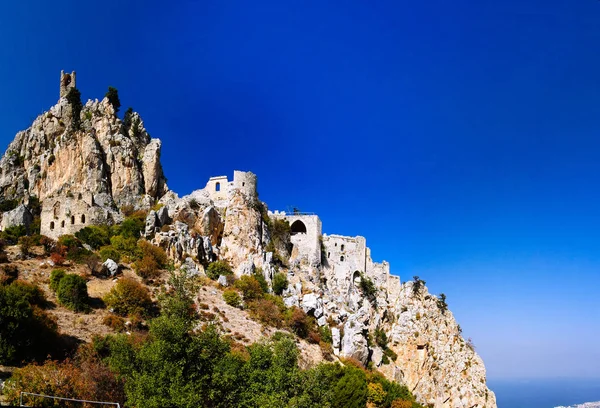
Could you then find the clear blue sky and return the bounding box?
[1,0,599,380]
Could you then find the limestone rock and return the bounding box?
[102,259,119,277]
[1,204,33,231]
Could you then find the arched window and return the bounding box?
[71,216,75,225]
[215,182,221,192]
[50,221,55,230]
[81,214,86,224]
[61,220,65,228]
[290,220,307,235]
[341,244,345,251]
[340,256,344,262]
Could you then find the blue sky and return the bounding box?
[1,0,600,380]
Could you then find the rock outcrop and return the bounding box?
[0,72,496,408]
[0,75,168,238]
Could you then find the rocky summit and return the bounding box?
[0,72,496,408]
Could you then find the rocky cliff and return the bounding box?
[0,84,167,238]
[0,74,496,408]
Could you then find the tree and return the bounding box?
[0,282,58,364]
[104,278,153,318]
[272,272,288,295]
[105,86,121,113]
[412,276,426,298]
[57,274,89,312]
[206,260,233,280]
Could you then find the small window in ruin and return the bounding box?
[61,220,65,228]
[340,256,344,262]
[215,182,221,192]
[50,222,55,230]
[242,182,245,186]
[328,252,330,258]
[71,216,75,225]
[81,214,86,223]
[341,244,345,251]
[335,243,337,247]
[417,344,425,350]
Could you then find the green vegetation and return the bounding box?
[104,278,153,318]
[0,280,58,365]
[51,272,89,312]
[359,273,377,303]
[223,288,242,308]
[0,199,18,212]
[105,86,121,113]
[437,293,448,314]
[272,272,288,295]
[75,225,111,249]
[412,276,426,298]
[206,260,233,280]
[0,225,27,245]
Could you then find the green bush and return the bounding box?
[75,225,111,249]
[1,225,27,245]
[115,215,145,239]
[412,276,426,297]
[223,289,242,308]
[0,281,58,364]
[49,269,66,292]
[272,272,288,295]
[104,278,153,318]
[57,234,81,251]
[9,281,46,307]
[56,274,89,312]
[253,269,269,293]
[375,327,388,349]
[206,260,233,280]
[99,246,121,263]
[359,274,377,302]
[110,235,138,260]
[0,199,18,212]
[234,275,263,301]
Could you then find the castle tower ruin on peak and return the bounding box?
[60,70,76,98]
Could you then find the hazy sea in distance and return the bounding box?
[489,378,600,408]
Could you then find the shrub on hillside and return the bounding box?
[104,278,153,318]
[0,281,59,364]
[114,214,145,239]
[56,274,89,312]
[75,225,111,249]
[3,351,125,407]
[110,235,138,261]
[1,225,27,244]
[248,296,284,328]
[223,289,242,308]
[134,240,167,280]
[234,275,264,301]
[286,306,311,339]
[359,274,377,303]
[206,260,233,280]
[18,235,36,258]
[9,280,47,307]
[99,246,121,263]
[272,272,288,295]
[50,269,67,292]
[0,265,19,285]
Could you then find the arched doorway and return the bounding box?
[290,220,307,235]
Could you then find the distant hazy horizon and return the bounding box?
[491,378,600,408]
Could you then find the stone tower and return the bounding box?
[60,70,76,98]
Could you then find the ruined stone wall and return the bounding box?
[273,214,322,266]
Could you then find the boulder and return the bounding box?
[156,206,170,226]
[144,210,158,237]
[1,204,33,231]
[217,275,228,286]
[102,258,119,277]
